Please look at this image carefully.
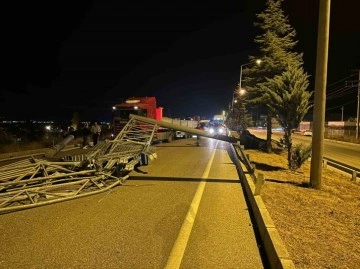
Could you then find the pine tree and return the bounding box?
[263,66,313,169]
[243,0,304,152]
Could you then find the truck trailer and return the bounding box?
[112,97,198,143]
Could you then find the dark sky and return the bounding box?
[1,0,359,122]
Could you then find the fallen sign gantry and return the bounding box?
[0,114,240,214]
[0,116,158,214]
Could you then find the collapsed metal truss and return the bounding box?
[0,117,158,214]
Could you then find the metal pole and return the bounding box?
[231,91,235,111]
[310,0,331,189]
[239,64,244,91]
[356,70,360,140]
[238,64,245,131]
[234,61,260,122]
[232,64,245,112]
[129,114,239,143]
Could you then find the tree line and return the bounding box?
[225,0,313,171]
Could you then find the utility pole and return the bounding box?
[345,70,360,139]
[310,0,331,190]
[357,70,360,140]
[341,106,344,121]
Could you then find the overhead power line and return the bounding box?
[326,73,357,88]
[326,85,357,100]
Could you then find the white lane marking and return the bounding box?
[165,140,219,269]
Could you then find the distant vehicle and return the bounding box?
[208,122,230,136]
[303,130,312,136]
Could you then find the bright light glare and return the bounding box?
[239,89,246,95]
[45,125,51,131]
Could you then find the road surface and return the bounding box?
[0,137,267,269]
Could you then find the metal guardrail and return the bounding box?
[230,142,295,268]
[231,142,264,195]
[323,157,360,181]
[274,138,360,181]
[269,136,360,181]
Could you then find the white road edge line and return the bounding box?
[165,140,219,269]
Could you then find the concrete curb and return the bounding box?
[234,157,296,269]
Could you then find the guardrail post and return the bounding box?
[254,173,265,196]
[352,170,357,182]
[323,159,327,169]
[251,163,256,171]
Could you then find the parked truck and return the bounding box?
[112,97,199,142]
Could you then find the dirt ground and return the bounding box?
[245,147,360,269]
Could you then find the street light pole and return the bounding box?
[357,69,360,140]
[239,59,262,92]
[239,64,245,92]
[239,63,250,92]
[232,59,262,110]
[235,59,262,128]
[231,91,236,111]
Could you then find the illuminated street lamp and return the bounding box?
[231,59,261,111]
[239,59,262,92]
[239,88,246,96]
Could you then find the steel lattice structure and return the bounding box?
[0,117,157,214]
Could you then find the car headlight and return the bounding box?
[209,128,215,134]
[218,128,224,134]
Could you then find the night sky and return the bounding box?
[1,0,359,122]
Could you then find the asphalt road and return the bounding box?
[0,137,266,269]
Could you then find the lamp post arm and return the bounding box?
[239,62,252,90]
[239,65,243,91]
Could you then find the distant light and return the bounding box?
[134,106,138,110]
[112,106,116,110]
[45,125,51,131]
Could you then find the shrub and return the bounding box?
[289,143,312,172]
